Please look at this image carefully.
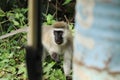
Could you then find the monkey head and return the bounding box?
[52,21,69,45]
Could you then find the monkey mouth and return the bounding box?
[55,40,63,45]
[54,36,63,45]
[56,41,62,45]
[55,38,63,45]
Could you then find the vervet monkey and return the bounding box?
[0,21,73,78]
[42,21,73,78]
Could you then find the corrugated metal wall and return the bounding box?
[73,0,120,80]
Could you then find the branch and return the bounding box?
[0,27,29,40]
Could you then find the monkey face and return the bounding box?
[53,30,64,45]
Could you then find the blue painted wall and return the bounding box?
[73,0,120,79]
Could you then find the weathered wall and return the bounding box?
[73,0,120,80]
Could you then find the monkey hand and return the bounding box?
[51,52,60,62]
[66,76,72,80]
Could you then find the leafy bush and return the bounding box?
[43,61,66,80]
[0,7,28,80]
[0,33,27,80]
[0,8,28,35]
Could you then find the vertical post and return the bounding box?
[26,0,42,80]
[28,0,40,48]
[73,0,120,80]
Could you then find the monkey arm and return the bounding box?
[63,46,73,77]
[42,48,48,61]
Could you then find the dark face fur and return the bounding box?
[54,30,63,45]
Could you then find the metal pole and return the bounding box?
[73,0,120,80]
[26,0,43,80]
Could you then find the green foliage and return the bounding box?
[0,33,27,80]
[63,0,72,5]
[0,5,28,79]
[0,9,5,17]
[0,8,28,35]
[69,23,75,35]
[43,14,56,25]
[43,61,66,80]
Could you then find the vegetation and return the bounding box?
[0,0,75,80]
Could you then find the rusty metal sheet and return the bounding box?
[73,0,120,79]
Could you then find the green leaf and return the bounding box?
[12,20,19,26]
[69,24,73,30]
[15,13,20,19]
[44,62,55,73]
[62,0,72,5]
[0,9,5,17]
[17,64,26,74]
[46,14,55,25]
[69,23,75,35]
